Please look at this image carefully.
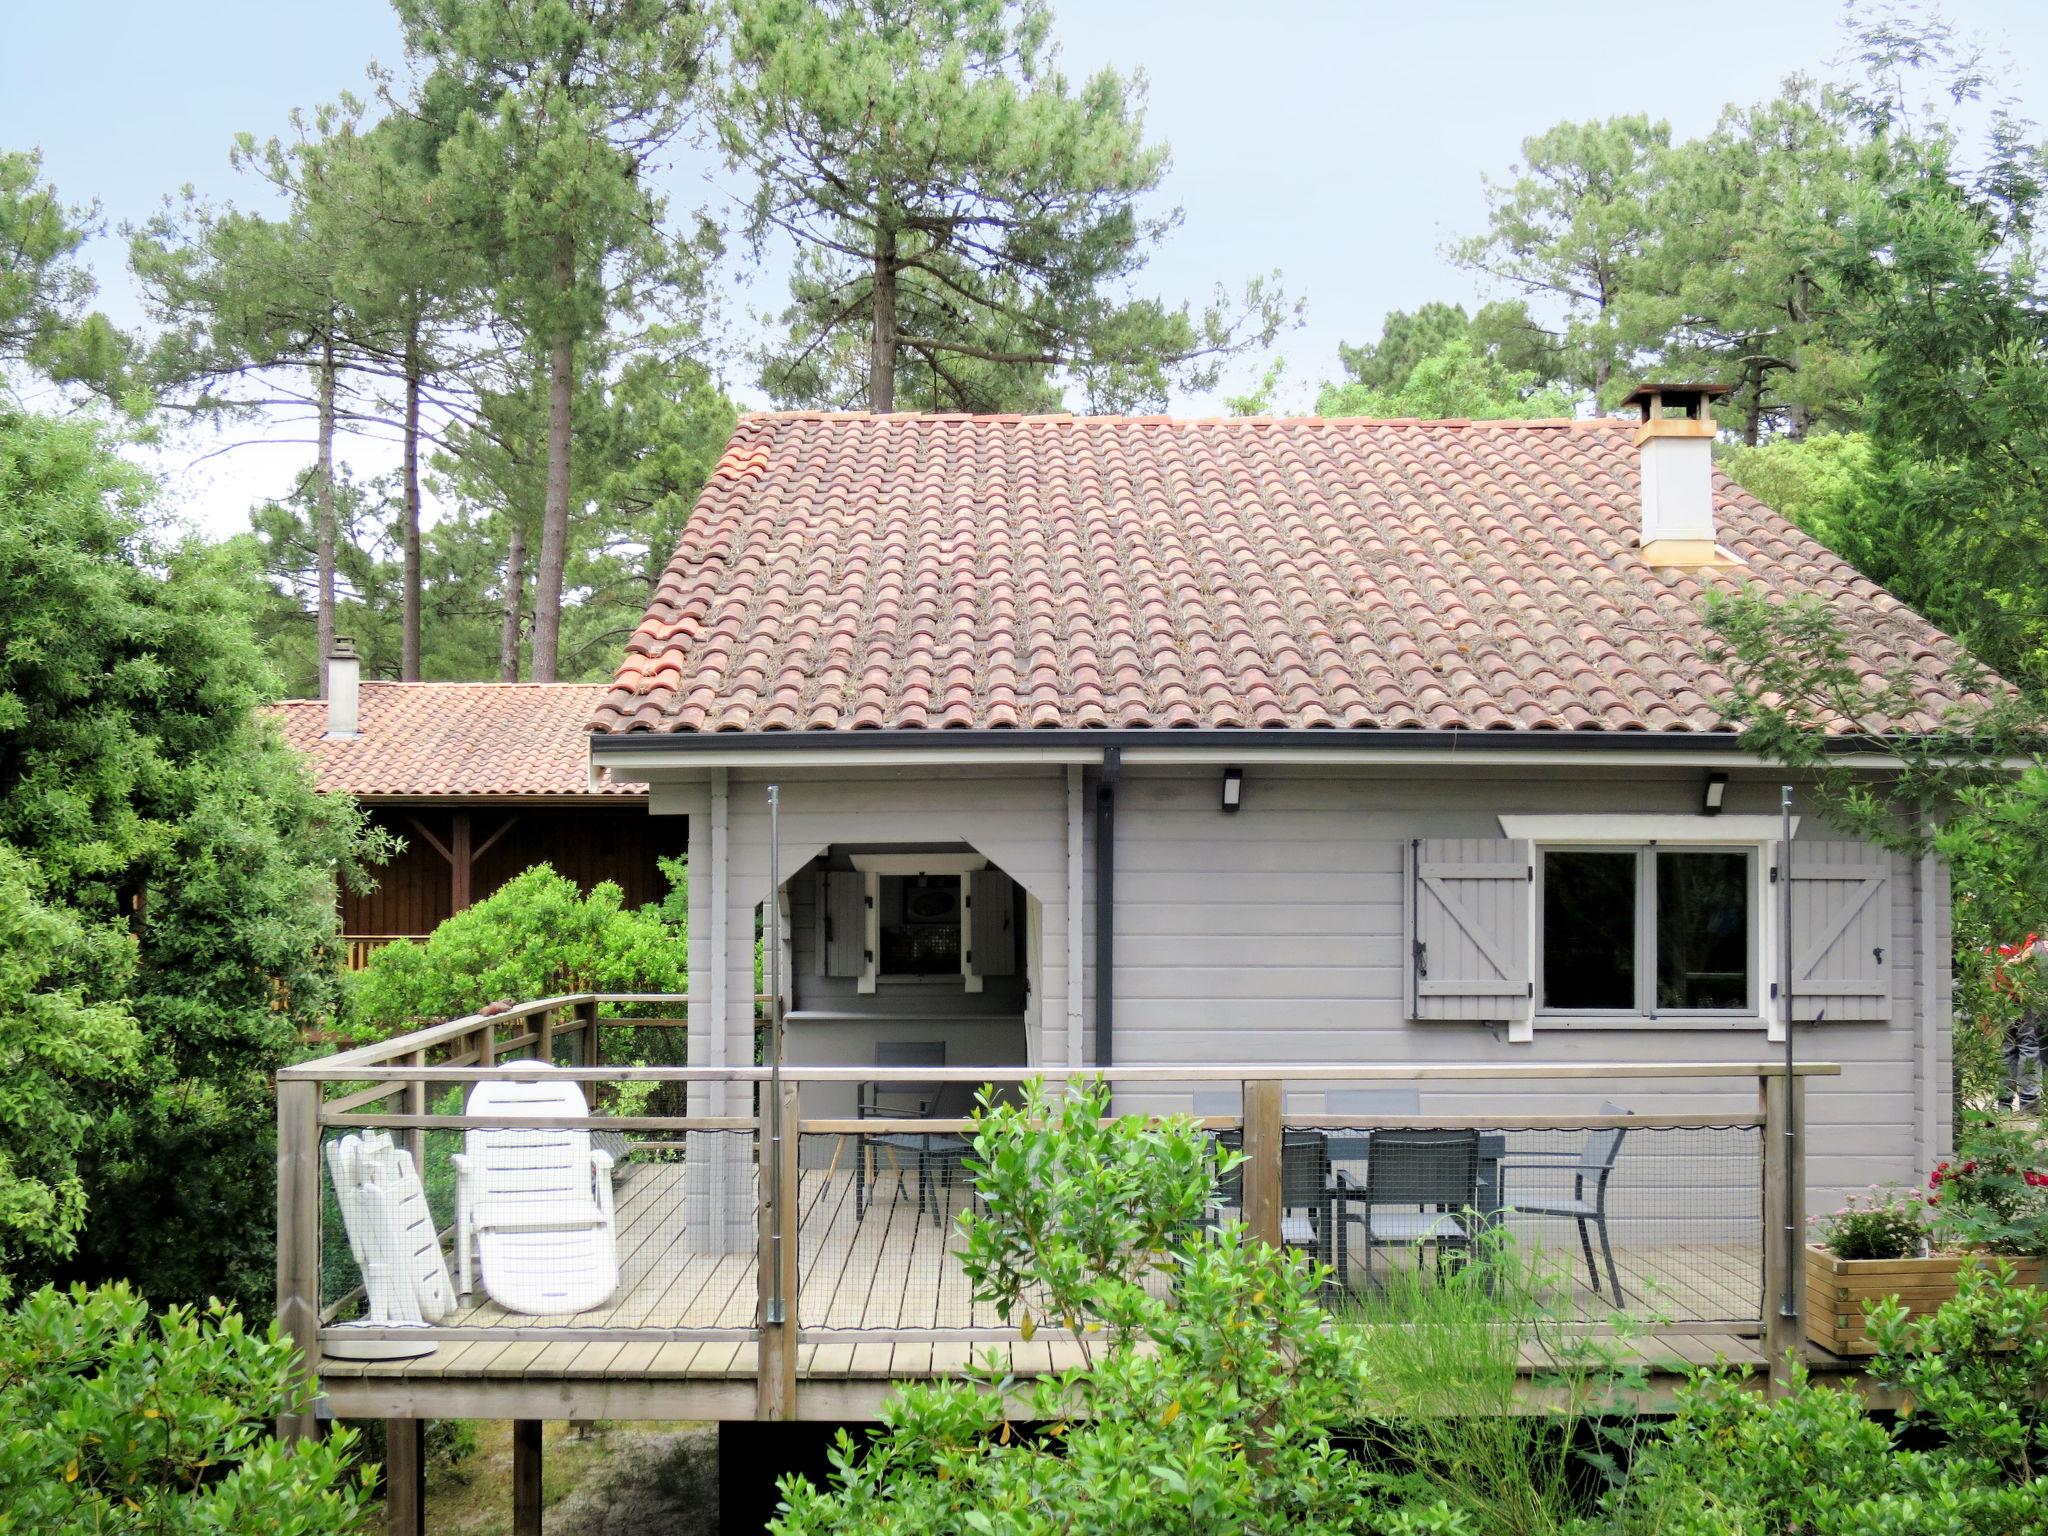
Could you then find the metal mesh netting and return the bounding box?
[318,1123,757,1329]
[1261,1122,1763,1323]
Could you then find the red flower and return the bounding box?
[2024,1170,2048,1188]
[1961,1160,1979,1176]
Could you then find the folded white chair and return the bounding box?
[324,1131,455,1359]
[454,1063,618,1316]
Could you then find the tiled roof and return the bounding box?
[593,413,1982,737]
[274,683,630,797]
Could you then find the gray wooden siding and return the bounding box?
[657,763,1945,1209]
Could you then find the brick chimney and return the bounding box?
[325,637,361,739]
[1624,382,1740,571]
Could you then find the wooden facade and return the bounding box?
[342,801,688,942]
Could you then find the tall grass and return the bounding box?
[1336,1228,1650,1536]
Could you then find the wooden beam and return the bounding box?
[384,1419,425,1536]
[1761,1071,1806,1393]
[403,814,453,865]
[1241,1078,1283,1251]
[511,1419,542,1536]
[450,811,472,912]
[275,1079,322,1443]
[470,812,522,865]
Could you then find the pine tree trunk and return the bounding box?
[868,224,898,413]
[401,319,423,682]
[500,518,526,683]
[315,330,337,698]
[532,238,575,683]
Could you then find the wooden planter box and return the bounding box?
[1805,1245,2047,1356]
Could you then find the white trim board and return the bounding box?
[1498,813,1798,843]
[849,852,989,876]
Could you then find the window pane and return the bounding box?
[1543,851,1637,1009]
[1657,851,1750,1010]
[878,875,961,975]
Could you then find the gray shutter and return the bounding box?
[1405,838,1531,1021]
[967,869,1017,977]
[1788,842,1893,1021]
[821,871,866,978]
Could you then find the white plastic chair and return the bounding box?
[324,1131,455,1359]
[453,1064,618,1316]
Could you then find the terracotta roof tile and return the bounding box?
[592,413,1988,737]
[274,683,625,797]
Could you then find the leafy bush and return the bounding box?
[349,865,686,1035]
[1611,1264,2048,1535]
[1811,1185,1928,1261]
[772,1078,1391,1536]
[0,1282,372,1534]
[1927,1116,2048,1256]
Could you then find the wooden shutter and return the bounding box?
[967,869,1017,978]
[1404,838,1531,1022]
[1787,842,1893,1021]
[821,871,866,978]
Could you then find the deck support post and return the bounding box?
[511,1419,542,1535]
[275,1078,322,1443]
[757,1080,801,1420]
[1761,1070,1806,1393]
[1242,1078,1283,1251]
[384,1419,425,1536]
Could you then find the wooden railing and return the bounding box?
[341,934,418,971]
[276,997,1837,1431]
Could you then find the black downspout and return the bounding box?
[1094,747,1120,1068]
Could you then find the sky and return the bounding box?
[5,0,2048,540]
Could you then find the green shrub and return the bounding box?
[0,1282,372,1534]
[772,1079,1389,1536]
[1612,1264,2048,1535]
[348,865,687,1035]
[1927,1116,2048,1257]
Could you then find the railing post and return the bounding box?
[579,996,601,1068]
[536,1005,555,1064]
[476,1019,497,1069]
[404,1049,426,1178]
[1761,1069,1806,1392]
[275,1077,322,1442]
[756,1079,800,1420]
[1242,1077,1283,1250]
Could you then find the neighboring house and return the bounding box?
[587,384,1975,1224]
[274,658,685,966]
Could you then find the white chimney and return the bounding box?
[1625,382,1739,571]
[325,637,361,739]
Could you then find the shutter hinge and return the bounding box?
[1413,940,1428,980]
[1769,864,1779,884]
[864,894,874,909]
[1527,981,1534,998]
[1874,946,1885,964]
[1526,864,1534,881]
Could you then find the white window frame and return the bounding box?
[848,853,988,994]
[1499,814,1795,1032]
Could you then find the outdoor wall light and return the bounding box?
[1221,767,1243,813]
[1702,771,1728,816]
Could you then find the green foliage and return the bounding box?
[1611,1264,2048,1534]
[1810,1184,1927,1261]
[349,865,686,1032]
[0,1282,372,1535]
[1869,1258,2048,1483]
[773,1079,1383,1535]
[0,149,132,403]
[1316,336,1575,420]
[721,0,1292,413]
[1926,1116,2048,1257]
[0,411,388,1308]
[1342,1227,1650,1536]
[1718,431,1873,546]
[1335,300,1559,399]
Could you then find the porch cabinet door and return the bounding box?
[820,871,867,978]
[1786,843,1894,1022]
[1404,838,1533,1030]
[967,869,1017,978]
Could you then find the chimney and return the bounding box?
[325,637,361,739]
[1624,382,1740,571]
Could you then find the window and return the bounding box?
[877,874,961,977]
[1538,845,1755,1015]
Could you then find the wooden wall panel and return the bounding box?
[340,803,686,937]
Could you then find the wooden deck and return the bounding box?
[314,1161,1816,1420]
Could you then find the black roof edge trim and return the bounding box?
[587,727,1918,757]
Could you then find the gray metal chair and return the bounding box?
[1211,1128,1337,1273]
[855,1042,947,1223]
[1341,1128,1482,1283]
[1499,1103,1632,1306]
